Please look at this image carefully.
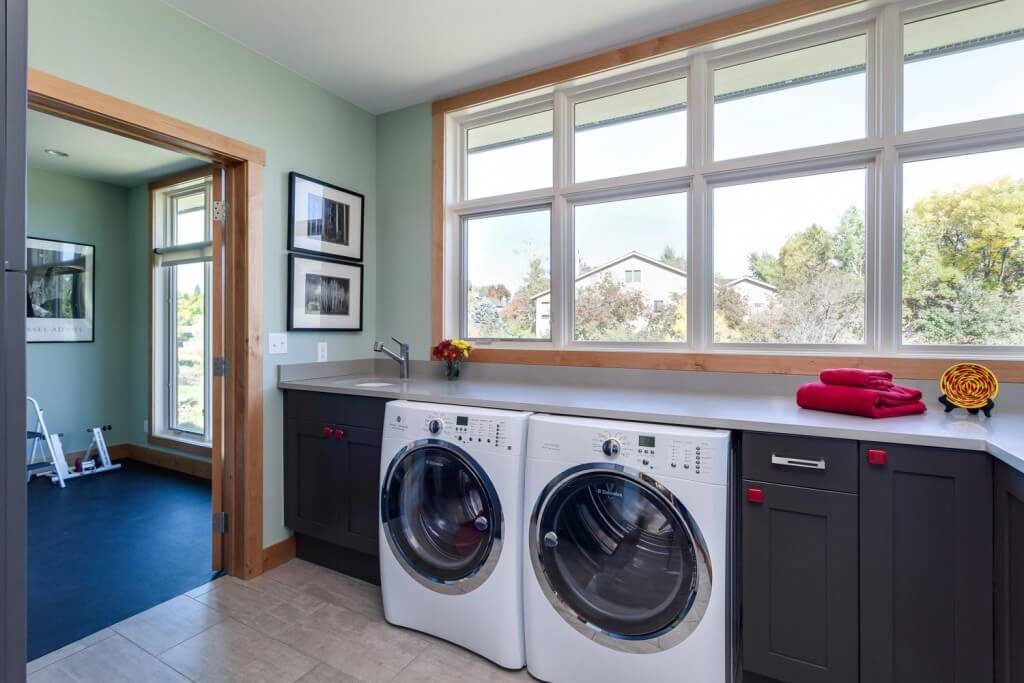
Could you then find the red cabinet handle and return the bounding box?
[334,427,345,440]
[322,426,334,437]
[747,487,765,504]
[867,449,888,466]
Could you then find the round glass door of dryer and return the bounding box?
[529,463,712,653]
[381,439,502,594]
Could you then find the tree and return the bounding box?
[661,245,687,272]
[574,273,646,341]
[470,299,505,337]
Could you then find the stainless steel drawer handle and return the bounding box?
[771,453,826,470]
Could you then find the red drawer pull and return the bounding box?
[322,426,334,437]
[867,449,888,466]
[334,427,346,440]
[746,487,765,504]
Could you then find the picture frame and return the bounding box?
[288,254,364,332]
[26,237,96,343]
[288,171,364,262]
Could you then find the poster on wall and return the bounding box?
[288,254,363,331]
[26,237,95,343]
[288,172,365,262]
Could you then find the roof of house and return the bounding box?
[720,276,778,292]
[530,251,687,301]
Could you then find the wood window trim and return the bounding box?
[430,0,1024,383]
[148,166,215,462]
[27,68,267,578]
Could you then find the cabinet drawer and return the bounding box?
[743,432,858,494]
[285,390,388,429]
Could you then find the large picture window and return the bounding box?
[442,0,1024,359]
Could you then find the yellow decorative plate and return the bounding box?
[939,363,999,410]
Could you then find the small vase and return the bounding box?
[445,361,461,381]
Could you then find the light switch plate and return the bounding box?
[268,333,288,355]
[317,341,328,362]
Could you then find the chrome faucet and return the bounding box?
[374,337,410,379]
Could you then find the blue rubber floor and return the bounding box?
[27,460,216,661]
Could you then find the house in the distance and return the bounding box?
[532,252,776,337]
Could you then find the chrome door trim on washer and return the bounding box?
[381,438,503,595]
[529,462,713,654]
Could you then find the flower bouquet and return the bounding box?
[431,338,473,381]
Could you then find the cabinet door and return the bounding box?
[335,425,382,556]
[995,460,1024,683]
[860,444,993,683]
[742,480,859,683]
[284,419,344,543]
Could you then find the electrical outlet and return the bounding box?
[317,341,328,362]
[268,332,288,355]
[143,419,149,434]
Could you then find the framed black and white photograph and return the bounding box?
[288,171,364,262]
[26,237,95,343]
[288,254,363,331]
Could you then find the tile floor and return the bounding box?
[27,558,533,682]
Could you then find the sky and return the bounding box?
[464,31,1024,296]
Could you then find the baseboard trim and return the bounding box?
[111,444,212,480]
[262,536,297,573]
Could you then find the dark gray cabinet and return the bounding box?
[860,443,993,683]
[995,460,1024,683]
[283,391,387,583]
[742,480,859,683]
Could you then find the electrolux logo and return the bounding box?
[595,487,622,498]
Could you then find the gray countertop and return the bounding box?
[278,361,1024,474]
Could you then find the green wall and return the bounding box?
[26,168,134,453]
[376,103,434,359]
[29,0,378,545]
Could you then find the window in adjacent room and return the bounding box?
[152,176,213,446]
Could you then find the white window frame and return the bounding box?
[443,0,1024,359]
[152,177,214,447]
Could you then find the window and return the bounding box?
[442,0,1024,360]
[574,193,686,342]
[713,35,867,160]
[466,110,552,200]
[575,78,687,182]
[901,147,1024,346]
[713,169,866,344]
[153,178,213,445]
[904,1,1024,131]
[463,207,550,339]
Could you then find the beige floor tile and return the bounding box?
[273,603,431,682]
[159,618,318,683]
[262,558,326,589]
[112,594,225,654]
[297,662,365,683]
[394,641,531,683]
[298,568,384,619]
[186,576,226,598]
[30,634,188,683]
[190,575,285,621]
[77,627,117,648]
[26,641,86,675]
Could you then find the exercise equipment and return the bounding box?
[26,397,121,487]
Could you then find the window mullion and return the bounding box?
[689,53,711,351]
[877,3,902,354]
[552,89,571,348]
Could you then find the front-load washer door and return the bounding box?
[530,463,712,653]
[382,439,502,594]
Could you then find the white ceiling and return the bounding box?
[160,0,770,114]
[27,110,206,187]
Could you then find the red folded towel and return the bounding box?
[819,368,894,389]
[796,382,927,419]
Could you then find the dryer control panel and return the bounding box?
[582,426,728,485]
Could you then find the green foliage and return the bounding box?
[902,178,1024,345]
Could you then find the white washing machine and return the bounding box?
[523,414,732,683]
[379,400,530,669]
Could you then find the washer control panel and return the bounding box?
[423,413,515,451]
